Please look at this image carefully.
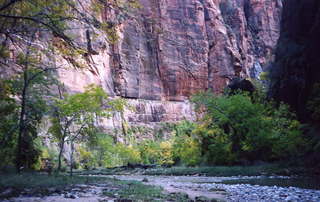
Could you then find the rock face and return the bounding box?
[58,0,282,126]
[270,0,320,119]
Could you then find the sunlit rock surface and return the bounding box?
[55,0,282,126]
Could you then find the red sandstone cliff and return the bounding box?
[55,0,282,125]
[108,0,282,101]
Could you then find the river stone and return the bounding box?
[115,199,133,202]
[64,193,77,199]
[168,192,190,201]
[195,196,211,202]
[0,188,14,197]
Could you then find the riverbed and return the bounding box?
[4,174,320,201]
[114,175,320,201]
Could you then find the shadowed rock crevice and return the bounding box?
[270,0,320,119]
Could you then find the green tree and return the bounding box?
[0,0,140,47]
[13,66,56,171]
[0,73,52,171]
[0,79,18,168]
[0,0,140,172]
[11,45,58,172]
[138,140,160,165]
[171,121,201,166]
[49,85,127,175]
[0,50,57,171]
[192,91,304,164]
[87,133,116,168]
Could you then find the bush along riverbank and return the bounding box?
[73,164,313,178]
[1,82,318,201]
[2,88,313,174]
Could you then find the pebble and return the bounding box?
[64,193,78,199]
[198,183,320,202]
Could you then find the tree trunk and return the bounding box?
[57,139,65,172]
[120,112,128,145]
[16,70,28,173]
[70,141,74,177]
[57,85,65,172]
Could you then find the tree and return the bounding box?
[86,133,114,168]
[1,41,59,171]
[49,85,127,175]
[0,0,141,47]
[8,41,60,172]
[0,66,56,171]
[13,65,57,171]
[0,0,140,172]
[192,90,304,165]
[0,79,18,168]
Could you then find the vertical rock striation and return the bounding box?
[57,0,282,126]
[109,0,282,101]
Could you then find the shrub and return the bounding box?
[173,120,195,137]
[193,123,235,165]
[173,135,201,166]
[192,90,304,164]
[115,144,142,165]
[158,141,174,166]
[79,147,96,170]
[138,140,160,164]
[87,133,116,167]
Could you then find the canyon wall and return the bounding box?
[57,0,282,128]
[270,0,320,120]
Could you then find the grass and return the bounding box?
[103,180,192,201]
[0,173,105,189]
[72,168,117,175]
[143,164,300,177]
[0,173,193,201]
[0,173,109,199]
[103,180,166,201]
[74,164,307,177]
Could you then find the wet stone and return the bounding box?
[64,193,77,199]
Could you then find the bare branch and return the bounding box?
[0,14,74,47]
[0,0,22,12]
